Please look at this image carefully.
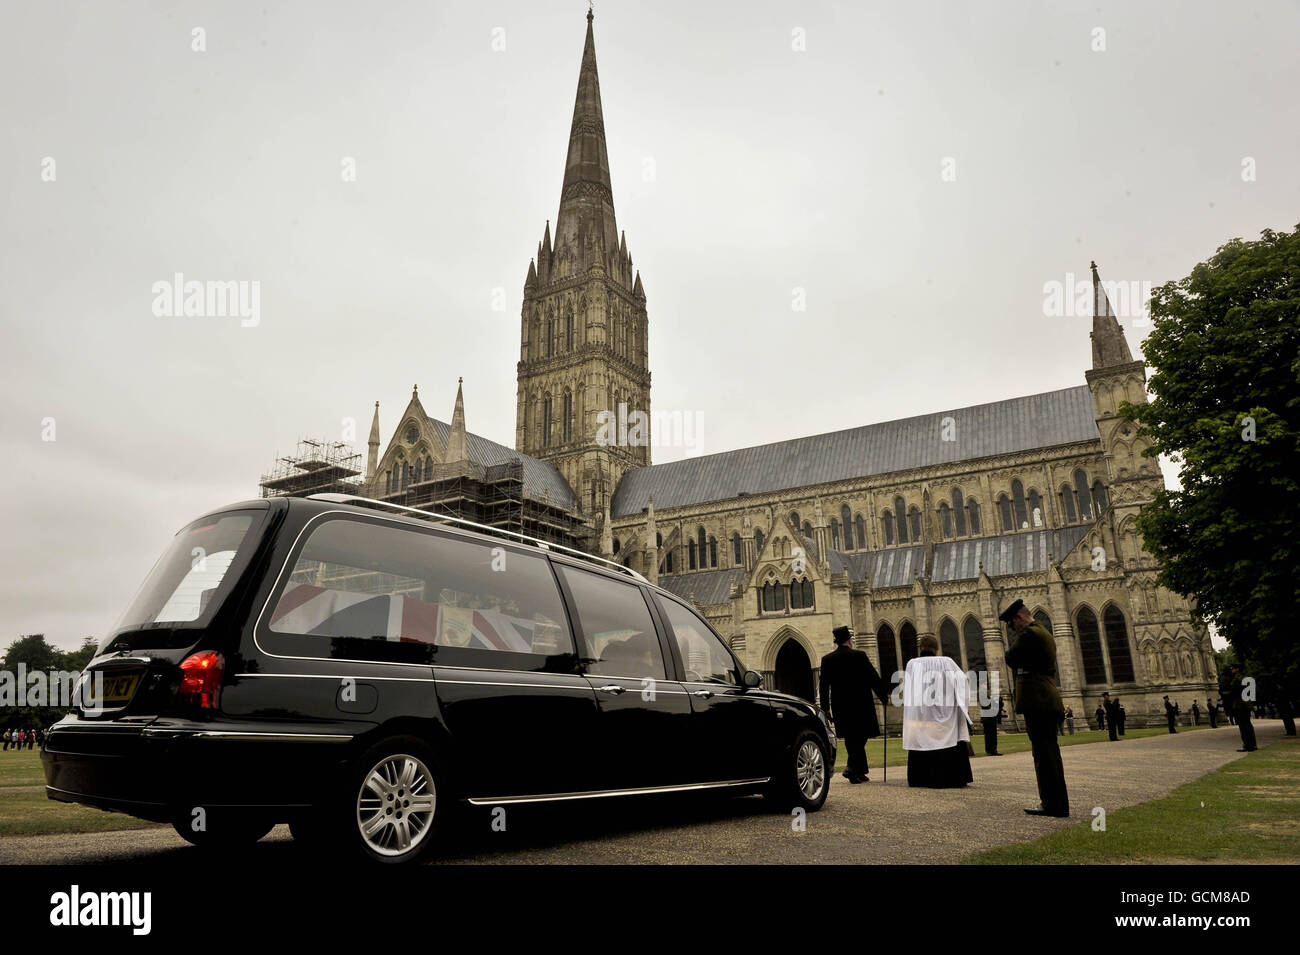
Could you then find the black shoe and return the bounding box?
[1024,806,1050,816]
[842,770,861,783]
[988,752,1004,756]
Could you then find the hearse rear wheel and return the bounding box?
[346,738,444,864]
[764,729,829,813]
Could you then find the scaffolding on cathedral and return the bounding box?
[381,458,589,550]
[259,438,364,498]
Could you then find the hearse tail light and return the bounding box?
[177,651,224,710]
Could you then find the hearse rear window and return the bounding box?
[262,517,576,670]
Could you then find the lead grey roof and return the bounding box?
[428,419,577,510]
[658,568,746,606]
[611,386,1098,517]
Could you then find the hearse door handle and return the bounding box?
[692,690,714,699]
[596,684,626,695]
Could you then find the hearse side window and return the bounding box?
[263,518,575,670]
[656,596,739,686]
[557,566,666,681]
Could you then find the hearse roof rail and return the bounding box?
[305,493,650,584]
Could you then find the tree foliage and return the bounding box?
[1123,225,1300,686]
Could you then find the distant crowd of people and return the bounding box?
[1,728,44,750]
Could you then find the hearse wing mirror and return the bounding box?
[742,669,762,689]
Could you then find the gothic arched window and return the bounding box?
[939,618,962,665]
[732,532,742,565]
[1092,480,1108,514]
[1059,484,1077,523]
[968,499,982,535]
[1074,469,1093,520]
[908,508,922,541]
[841,505,854,549]
[708,536,718,568]
[998,494,1013,533]
[1011,479,1028,529]
[789,579,804,610]
[854,514,866,550]
[963,616,986,672]
[894,497,909,543]
[802,578,814,608]
[1104,604,1135,683]
[688,539,697,570]
[802,521,813,540]
[1076,607,1108,685]
[830,519,841,549]
[900,622,918,665]
[882,511,895,546]
[938,502,952,539]
[1027,489,1043,527]
[790,511,800,531]
[951,488,967,536]
[562,391,573,441]
[754,529,764,556]
[542,396,553,448]
[877,624,898,682]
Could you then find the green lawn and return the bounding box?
[963,738,1300,864]
[832,723,1208,774]
[0,749,162,837]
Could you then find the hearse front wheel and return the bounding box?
[765,730,829,813]
[346,738,444,864]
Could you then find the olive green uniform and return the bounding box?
[1005,622,1069,815]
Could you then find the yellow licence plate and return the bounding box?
[92,673,140,705]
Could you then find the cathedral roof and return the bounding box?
[610,385,1099,517]
[424,417,578,510]
[658,568,746,607]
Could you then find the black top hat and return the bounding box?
[832,625,854,644]
[997,599,1026,624]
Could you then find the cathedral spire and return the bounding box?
[446,377,468,464]
[366,401,381,480]
[554,9,618,269]
[1090,260,1133,369]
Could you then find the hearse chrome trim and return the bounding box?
[238,672,439,683]
[308,493,648,583]
[140,728,352,742]
[466,776,772,806]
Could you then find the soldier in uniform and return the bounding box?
[819,625,891,784]
[1191,700,1201,726]
[1227,662,1257,752]
[1094,701,1106,732]
[1001,599,1069,817]
[1207,697,1218,728]
[1164,695,1178,733]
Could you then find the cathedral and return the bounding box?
[307,12,1216,726]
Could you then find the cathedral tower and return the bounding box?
[516,10,651,523]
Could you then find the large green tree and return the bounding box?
[1123,225,1300,685]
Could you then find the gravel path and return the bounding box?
[0,722,1288,865]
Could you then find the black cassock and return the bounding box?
[819,645,891,778]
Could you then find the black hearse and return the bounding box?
[43,495,834,863]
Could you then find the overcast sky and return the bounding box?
[2,0,1297,650]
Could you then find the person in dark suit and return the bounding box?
[1002,598,1069,817]
[1102,692,1119,741]
[1207,697,1218,728]
[1117,701,1127,735]
[1227,662,1257,752]
[819,625,891,784]
[1094,703,1106,732]
[1191,700,1201,725]
[981,697,1006,755]
[1164,695,1178,733]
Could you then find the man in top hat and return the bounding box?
[1226,662,1257,752]
[1163,695,1178,733]
[819,625,891,784]
[1001,598,1069,817]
